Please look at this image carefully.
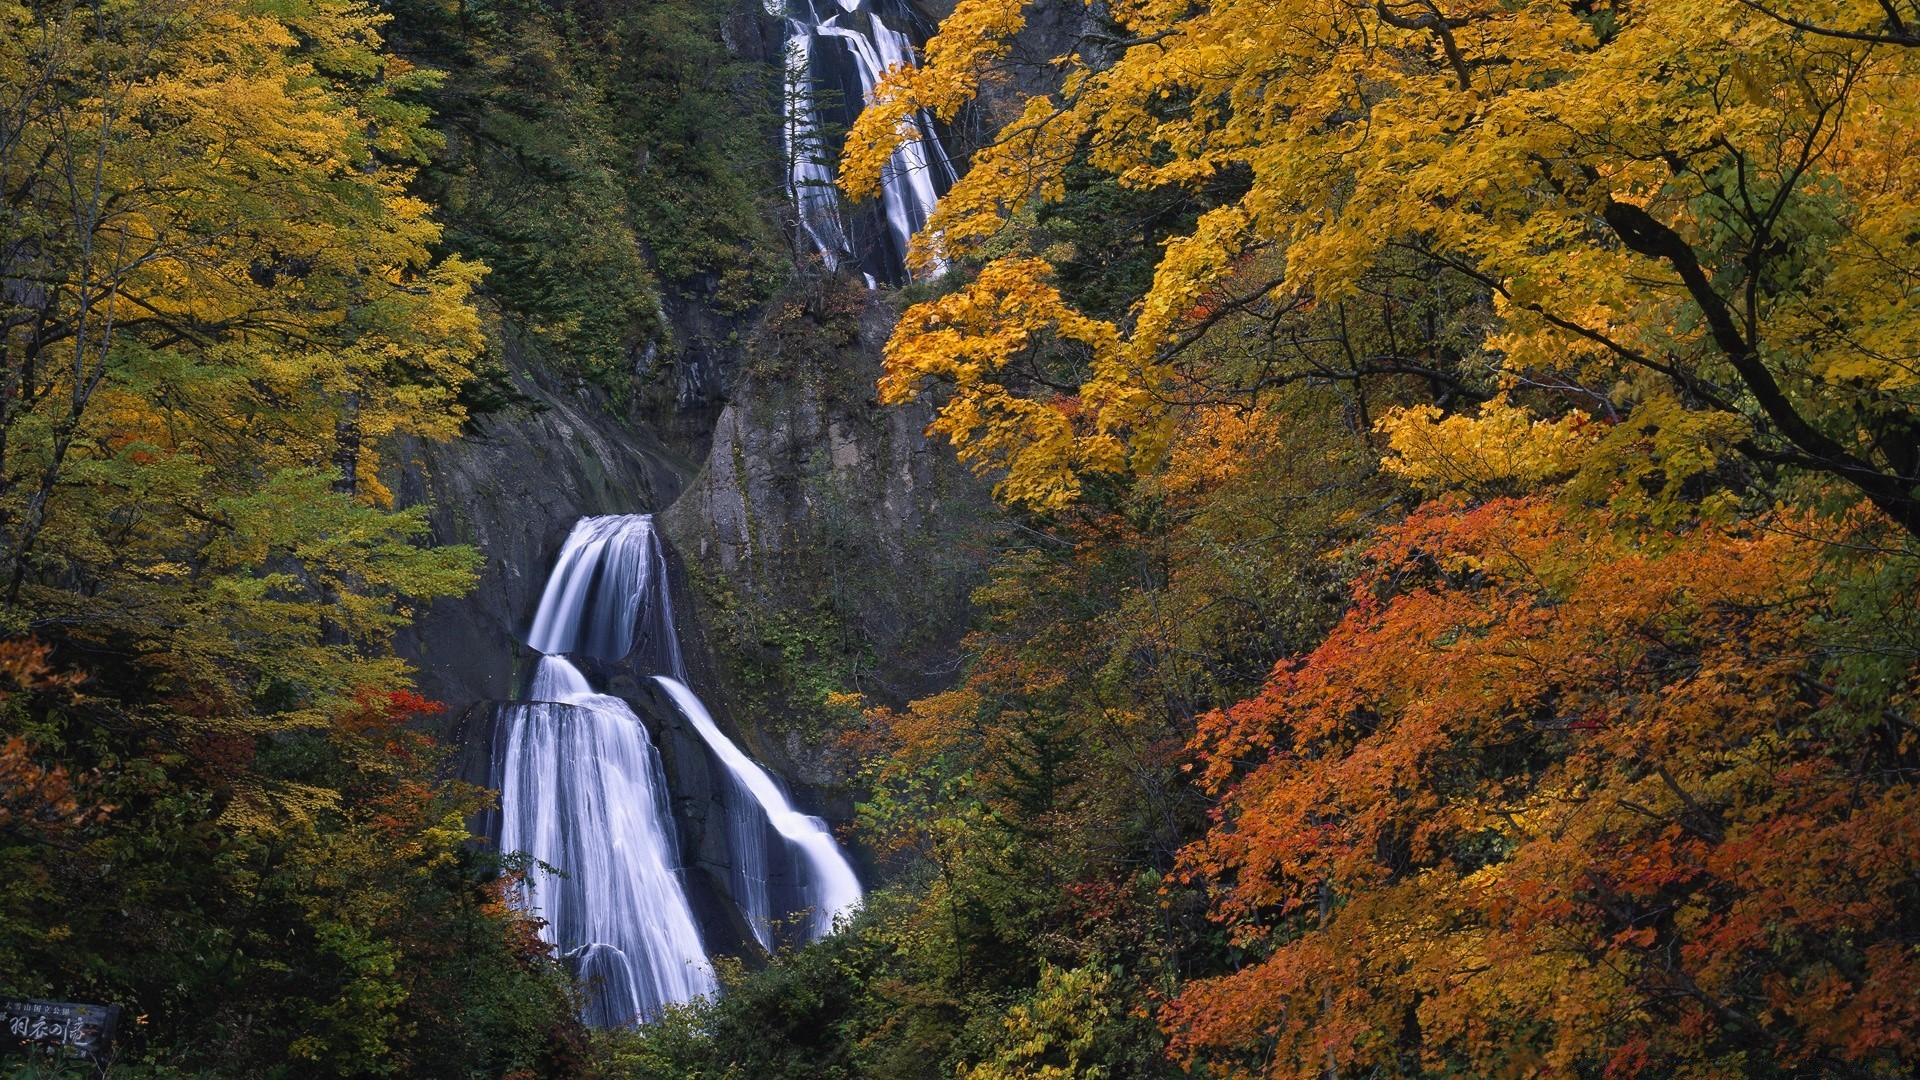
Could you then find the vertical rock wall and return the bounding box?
[662,282,1000,797]
[387,344,699,719]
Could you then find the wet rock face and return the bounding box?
[450,685,763,966]
[583,662,768,962]
[661,282,1000,791]
[388,290,996,746]
[387,344,699,724]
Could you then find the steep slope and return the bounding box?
[662,285,999,792]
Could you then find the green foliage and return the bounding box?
[690,566,865,738]
[1031,163,1211,325]
[1,691,585,1078]
[381,0,663,383]
[606,891,1171,1080]
[608,938,863,1080]
[383,0,785,387]
[610,0,786,310]
[0,0,584,1069]
[964,964,1125,1080]
[642,387,1384,1080]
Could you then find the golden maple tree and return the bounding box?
[1,0,485,726]
[844,0,1920,529]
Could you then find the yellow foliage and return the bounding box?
[880,258,1126,508]
[839,0,1033,207]
[1,0,484,502]
[1155,406,1287,500]
[847,0,1920,529]
[0,0,485,735]
[965,964,1116,1080]
[1378,396,1599,495]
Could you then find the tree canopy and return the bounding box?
[0,0,585,1070]
[846,0,1920,528]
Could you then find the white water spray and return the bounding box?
[495,516,713,1025]
[654,676,864,942]
[494,514,864,1024]
[496,655,714,1025]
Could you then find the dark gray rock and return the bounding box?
[387,344,698,723]
[661,282,1000,795]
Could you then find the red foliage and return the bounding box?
[0,640,107,835]
[1164,499,1920,1076]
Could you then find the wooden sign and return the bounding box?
[1,997,122,1062]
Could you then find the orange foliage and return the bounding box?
[1155,406,1288,503]
[339,689,445,767]
[0,737,106,838]
[1165,498,1920,1077]
[482,868,556,968]
[0,640,105,839]
[0,640,84,696]
[334,689,455,840]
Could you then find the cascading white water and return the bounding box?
[777,0,955,285]
[525,515,683,671]
[496,655,714,1026]
[783,32,856,278]
[496,516,711,1025]
[654,676,865,942]
[495,513,864,1025]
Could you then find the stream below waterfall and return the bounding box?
[493,515,863,1027]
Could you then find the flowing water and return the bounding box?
[494,514,864,1025]
[524,514,683,672]
[655,676,865,943]
[495,656,713,1026]
[778,0,956,285]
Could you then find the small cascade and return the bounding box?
[493,514,864,1026]
[525,515,682,670]
[655,676,865,942]
[778,0,956,285]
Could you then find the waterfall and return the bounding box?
[524,515,682,671]
[495,656,713,1025]
[493,513,864,1025]
[779,0,955,285]
[654,676,865,943]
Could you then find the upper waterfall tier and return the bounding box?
[779,0,956,285]
[526,515,684,671]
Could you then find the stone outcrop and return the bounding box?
[661,284,998,794]
[386,283,996,947]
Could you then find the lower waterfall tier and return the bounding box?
[655,676,863,943]
[493,515,866,1027]
[494,657,716,1023]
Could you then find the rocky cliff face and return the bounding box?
[661,283,999,796]
[378,0,1086,961]
[384,0,1072,741]
[387,344,698,721]
[387,281,995,941]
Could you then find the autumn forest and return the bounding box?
[3,0,1919,1076]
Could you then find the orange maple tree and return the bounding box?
[1165,491,1920,1077]
[0,641,102,842]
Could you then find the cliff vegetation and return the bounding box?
[5,0,1920,1076]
